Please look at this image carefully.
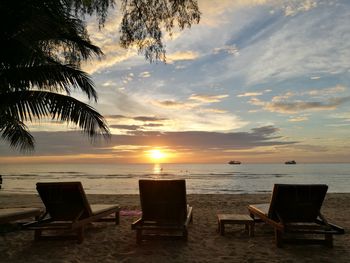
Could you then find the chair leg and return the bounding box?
[183,228,188,241]
[325,233,333,248]
[136,229,142,245]
[34,229,42,241]
[77,227,84,244]
[275,229,283,248]
[115,211,120,225]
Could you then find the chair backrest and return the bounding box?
[268,184,328,223]
[139,179,187,224]
[36,182,92,221]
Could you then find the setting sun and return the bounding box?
[149,149,165,161]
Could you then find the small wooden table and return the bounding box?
[217,214,254,237]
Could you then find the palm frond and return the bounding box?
[1,62,97,101]
[0,116,34,152]
[1,1,102,67]
[1,90,110,139]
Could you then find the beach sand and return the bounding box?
[0,193,349,263]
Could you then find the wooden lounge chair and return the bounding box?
[248,184,344,247]
[131,179,193,244]
[25,182,120,243]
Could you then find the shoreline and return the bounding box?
[1,193,349,262]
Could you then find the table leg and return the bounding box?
[249,223,254,237]
[220,221,225,235]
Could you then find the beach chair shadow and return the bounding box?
[248,184,344,247]
[25,182,120,243]
[131,179,193,244]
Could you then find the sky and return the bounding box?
[1,0,350,164]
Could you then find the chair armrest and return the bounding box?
[316,213,345,234]
[131,218,143,230]
[185,205,193,226]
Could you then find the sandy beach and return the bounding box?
[0,193,349,263]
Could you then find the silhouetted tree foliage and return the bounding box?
[0,0,200,151]
[65,0,201,62]
[0,0,111,151]
[119,0,201,62]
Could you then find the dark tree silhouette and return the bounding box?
[119,0,201,62]
[0,0,200,151]
[0,0,109,151]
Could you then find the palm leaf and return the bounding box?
[0,115,34,152]
[1,90,110,139]
[1,1,102,68]
[1,62,97,101]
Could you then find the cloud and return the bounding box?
[133,116,168,122]
[105,115,168,132]
[250,96,350,113]
[143,123,164,127]
[102,80,117,87]
[213,45,239,55]
[278,143,328,153]
[0,126,295,158]
[199,108,228,114]
[166,51,200,62]
[198,0,317,28]
[105,115,128,120]
[107,116,168,132]
[288,116,309,122]
[109,124,140,131]
[242,2,350,85]
[271,92,295,102]
[82,0,320,75]
[152,100,188,109]
[307,85,347,96]
[96,89,246,133]
[82,47,135,74]
[189,94,229,103]
[111,145,147,152]
[106,115,169,122]
[248,85,350,114]
[152,94,229,111]
[283,0,317,16]
[139,71,151,78]
[330,112,350,122]
[250,125,279,136]
[237,92,263,97]
[310,76,321,80]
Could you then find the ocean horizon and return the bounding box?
[1,163,349,195]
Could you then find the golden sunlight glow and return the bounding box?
[144,147,180,163]
[149,149,165,160]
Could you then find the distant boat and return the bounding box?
[285,160,296,165]
[228,160,241,165]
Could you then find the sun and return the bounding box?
[146,148,174,163]
[150,149,165,160]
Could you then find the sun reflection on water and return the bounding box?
[153,163,163,176]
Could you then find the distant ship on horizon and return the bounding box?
[228,160,241,165]
[285,160,296,165]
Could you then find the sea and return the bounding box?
[0,163,349,195]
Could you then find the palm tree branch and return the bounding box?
[0,115,34,152]
[1,62,98,101]
[1,90,110,138]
